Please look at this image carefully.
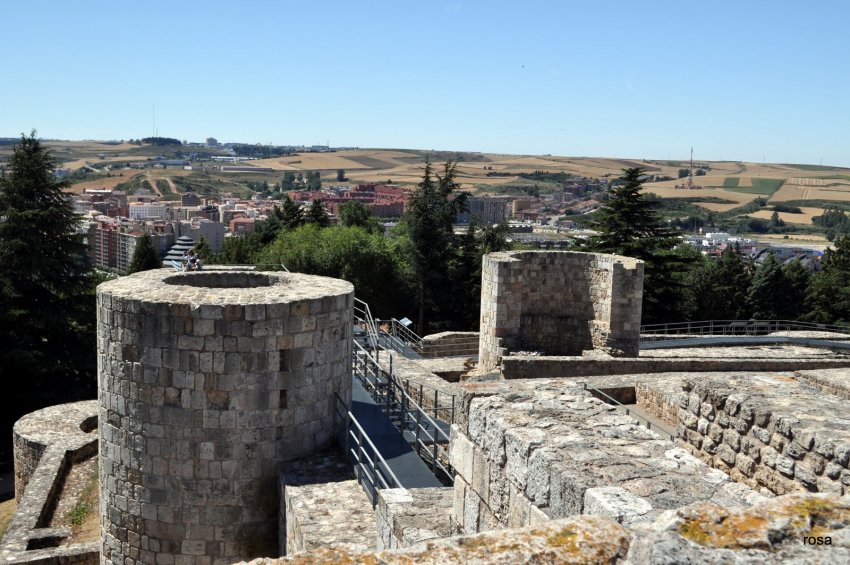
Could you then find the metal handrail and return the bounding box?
[352,340,454,483]
[405,378,457,424]
[333,392,402,507]
[354,297,381,355]
[390,319,425,353]
[639,319,850,343]
[579,382,675,441]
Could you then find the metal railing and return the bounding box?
[640,320,850,343]
[333,392,402,507]
[352,341,454,484]
[388,318,425,354]
[579,382,675,441]
[405,378,458,425]
[353,297,381,356]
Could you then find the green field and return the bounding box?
[724,178,784,196]
[722,177,740,188]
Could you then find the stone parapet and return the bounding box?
[794,368,850,400]
[449,378,764,536]
[280,451,375,555]
[390,353,463,423]
[420,332,479,359]
[96,268,354,564]
[478,251,644,370]
[2,401,99,564]
[235,493,850,565]
[376,487,453,550]
[501,356,850,380]
[676,373,850,496]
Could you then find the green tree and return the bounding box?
[689,245,752,320]
[807,236,850,323]
[257,224,411,316]
[0,131,97,408]
[780,258,812,320]
[746,253,787,319]
[281,171,296,190]
[336,169,347,182]
[306,199,330,227]
[401,160,470,333]
[280,196,304,230]
[583,167,691,324]
[127,234,162,274]
[339,200,383,234]
[194,236,213,263]
[308,171,322,191]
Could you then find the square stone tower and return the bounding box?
[479,251,644,369]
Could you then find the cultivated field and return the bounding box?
[748,207,826,224]
[7,140,849,211]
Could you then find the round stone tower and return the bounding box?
[96,269,353,564]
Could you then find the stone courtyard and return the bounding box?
[4,253,850,563]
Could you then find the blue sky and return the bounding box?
[2,1,848,166]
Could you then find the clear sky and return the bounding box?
[2,1,848,166]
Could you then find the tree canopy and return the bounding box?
[0,131,98,406]
[401,160,470,332]
[582,167,691,324]
[127,234,162,274]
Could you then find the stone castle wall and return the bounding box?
[676,374,850,497]
[449,379,763,537]
[97,269,353,564]
[478,251,643,370]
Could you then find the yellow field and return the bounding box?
[749,233,829,246]
[695,202,745,212]
[20,141,847,204]
[748,207,825,224]
[771,182,850,202]
[642,185,755,203]
[252,154,376,171]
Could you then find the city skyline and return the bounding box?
[2,1,849,166]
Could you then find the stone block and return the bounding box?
[583,487,652,523]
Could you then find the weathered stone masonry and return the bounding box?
[478,251,643,370]
[677,373,850,496]
[97,269,353,564]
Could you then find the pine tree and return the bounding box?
[280,196,304,231]
[691,245,752,320]
[306,199,330,227]
[780,259,811,320]
[746,253,786,319]
[0,131,97,399]
[807,236,850,323]
[127,234,162,274]
[583,167,691,324]
[194,236,213,264]
[403,160,469,332]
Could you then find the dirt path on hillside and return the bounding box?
[144,174,163,197]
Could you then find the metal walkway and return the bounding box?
[350,379,443,488]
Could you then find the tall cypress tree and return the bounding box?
[127,234,163,274]
[403,160,469,333]
[807,236,850,323]
[691,244,752,320]
[306,199,330,227]
[0,131,97,401]
[746,253,786,319]
[583,167,692,324]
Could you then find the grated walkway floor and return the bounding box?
[350,379,443,488]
